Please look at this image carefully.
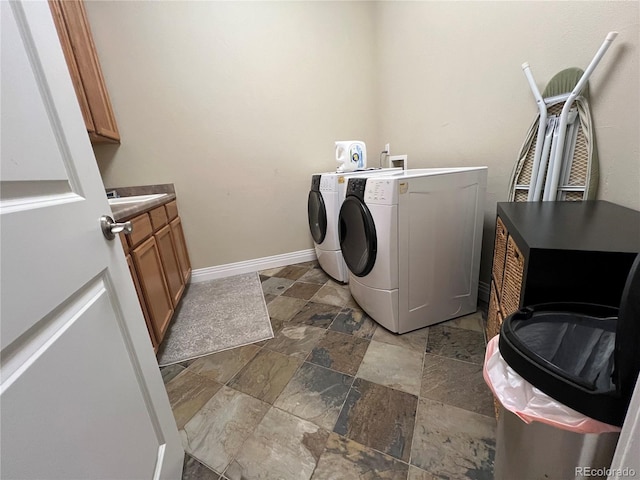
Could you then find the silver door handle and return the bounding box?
[100,215,133,240]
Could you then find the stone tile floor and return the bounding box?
[162,261,496,480]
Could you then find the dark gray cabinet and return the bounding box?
[488,201,640,340]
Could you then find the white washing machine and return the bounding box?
[308,168,400,283]
[338,167,487,333]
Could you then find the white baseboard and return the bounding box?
[191,249,317,283]
[478,280,490,303]
[192,251,493,305]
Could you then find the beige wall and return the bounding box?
[376,1,639,207]
[89,1,639,282]
[88,1,378,269]
[374,1,639,281]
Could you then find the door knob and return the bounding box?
[100,215,133,240]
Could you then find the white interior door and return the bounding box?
[0,1,183,478]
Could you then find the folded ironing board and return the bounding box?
[508,32,617,202]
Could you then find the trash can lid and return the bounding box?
[498,253,640,426]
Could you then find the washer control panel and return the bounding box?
[319,175,336,193]
[364,178,396,205]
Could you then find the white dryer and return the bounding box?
[338,167,487,333]
[308,168,400,283]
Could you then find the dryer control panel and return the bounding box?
[364,178,396,205]
[345,178,368,200]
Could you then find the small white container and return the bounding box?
[335,141,366,172]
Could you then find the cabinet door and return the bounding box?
[48,0,94,133]
[170,217,192,284]
[132,236,173,343]
[126,255,158,351]
[156,225,185,307]
[48,0,120,143]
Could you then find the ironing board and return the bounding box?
[508,68,599,202]
[508,32,617,202]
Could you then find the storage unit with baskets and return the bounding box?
[487,201,640,342]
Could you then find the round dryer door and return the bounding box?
[308,190,327,244]
[338,196,377,277]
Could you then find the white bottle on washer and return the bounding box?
[335,141,366,172]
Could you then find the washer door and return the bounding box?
[339,196,377,277]
[308,190,327,244]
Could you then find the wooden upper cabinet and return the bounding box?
[49,0,120,144]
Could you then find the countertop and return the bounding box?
[107,184,176,221]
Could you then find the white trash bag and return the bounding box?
[483,336,621,434]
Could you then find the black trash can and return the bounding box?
[492,253,640,479]
[494,406,619,480]
[485,335,623,480]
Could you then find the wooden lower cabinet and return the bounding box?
[155,224,185,307]
[120,197,191,349]
[132,236,173,345]
[126,255,158,351]
[170,217,191,284]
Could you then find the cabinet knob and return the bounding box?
[100,215,133,240]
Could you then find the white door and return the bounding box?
[0,2,183,478]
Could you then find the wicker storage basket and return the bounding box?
[487,281,502,340]
[488,293,505,420]
[492,217,508,293]
[501,236,525,316]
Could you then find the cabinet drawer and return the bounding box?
[492,216,508,293]
[127,213,153,248]
[500,236,525,316]
[165,200,178,221]
[149,205,168,231]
